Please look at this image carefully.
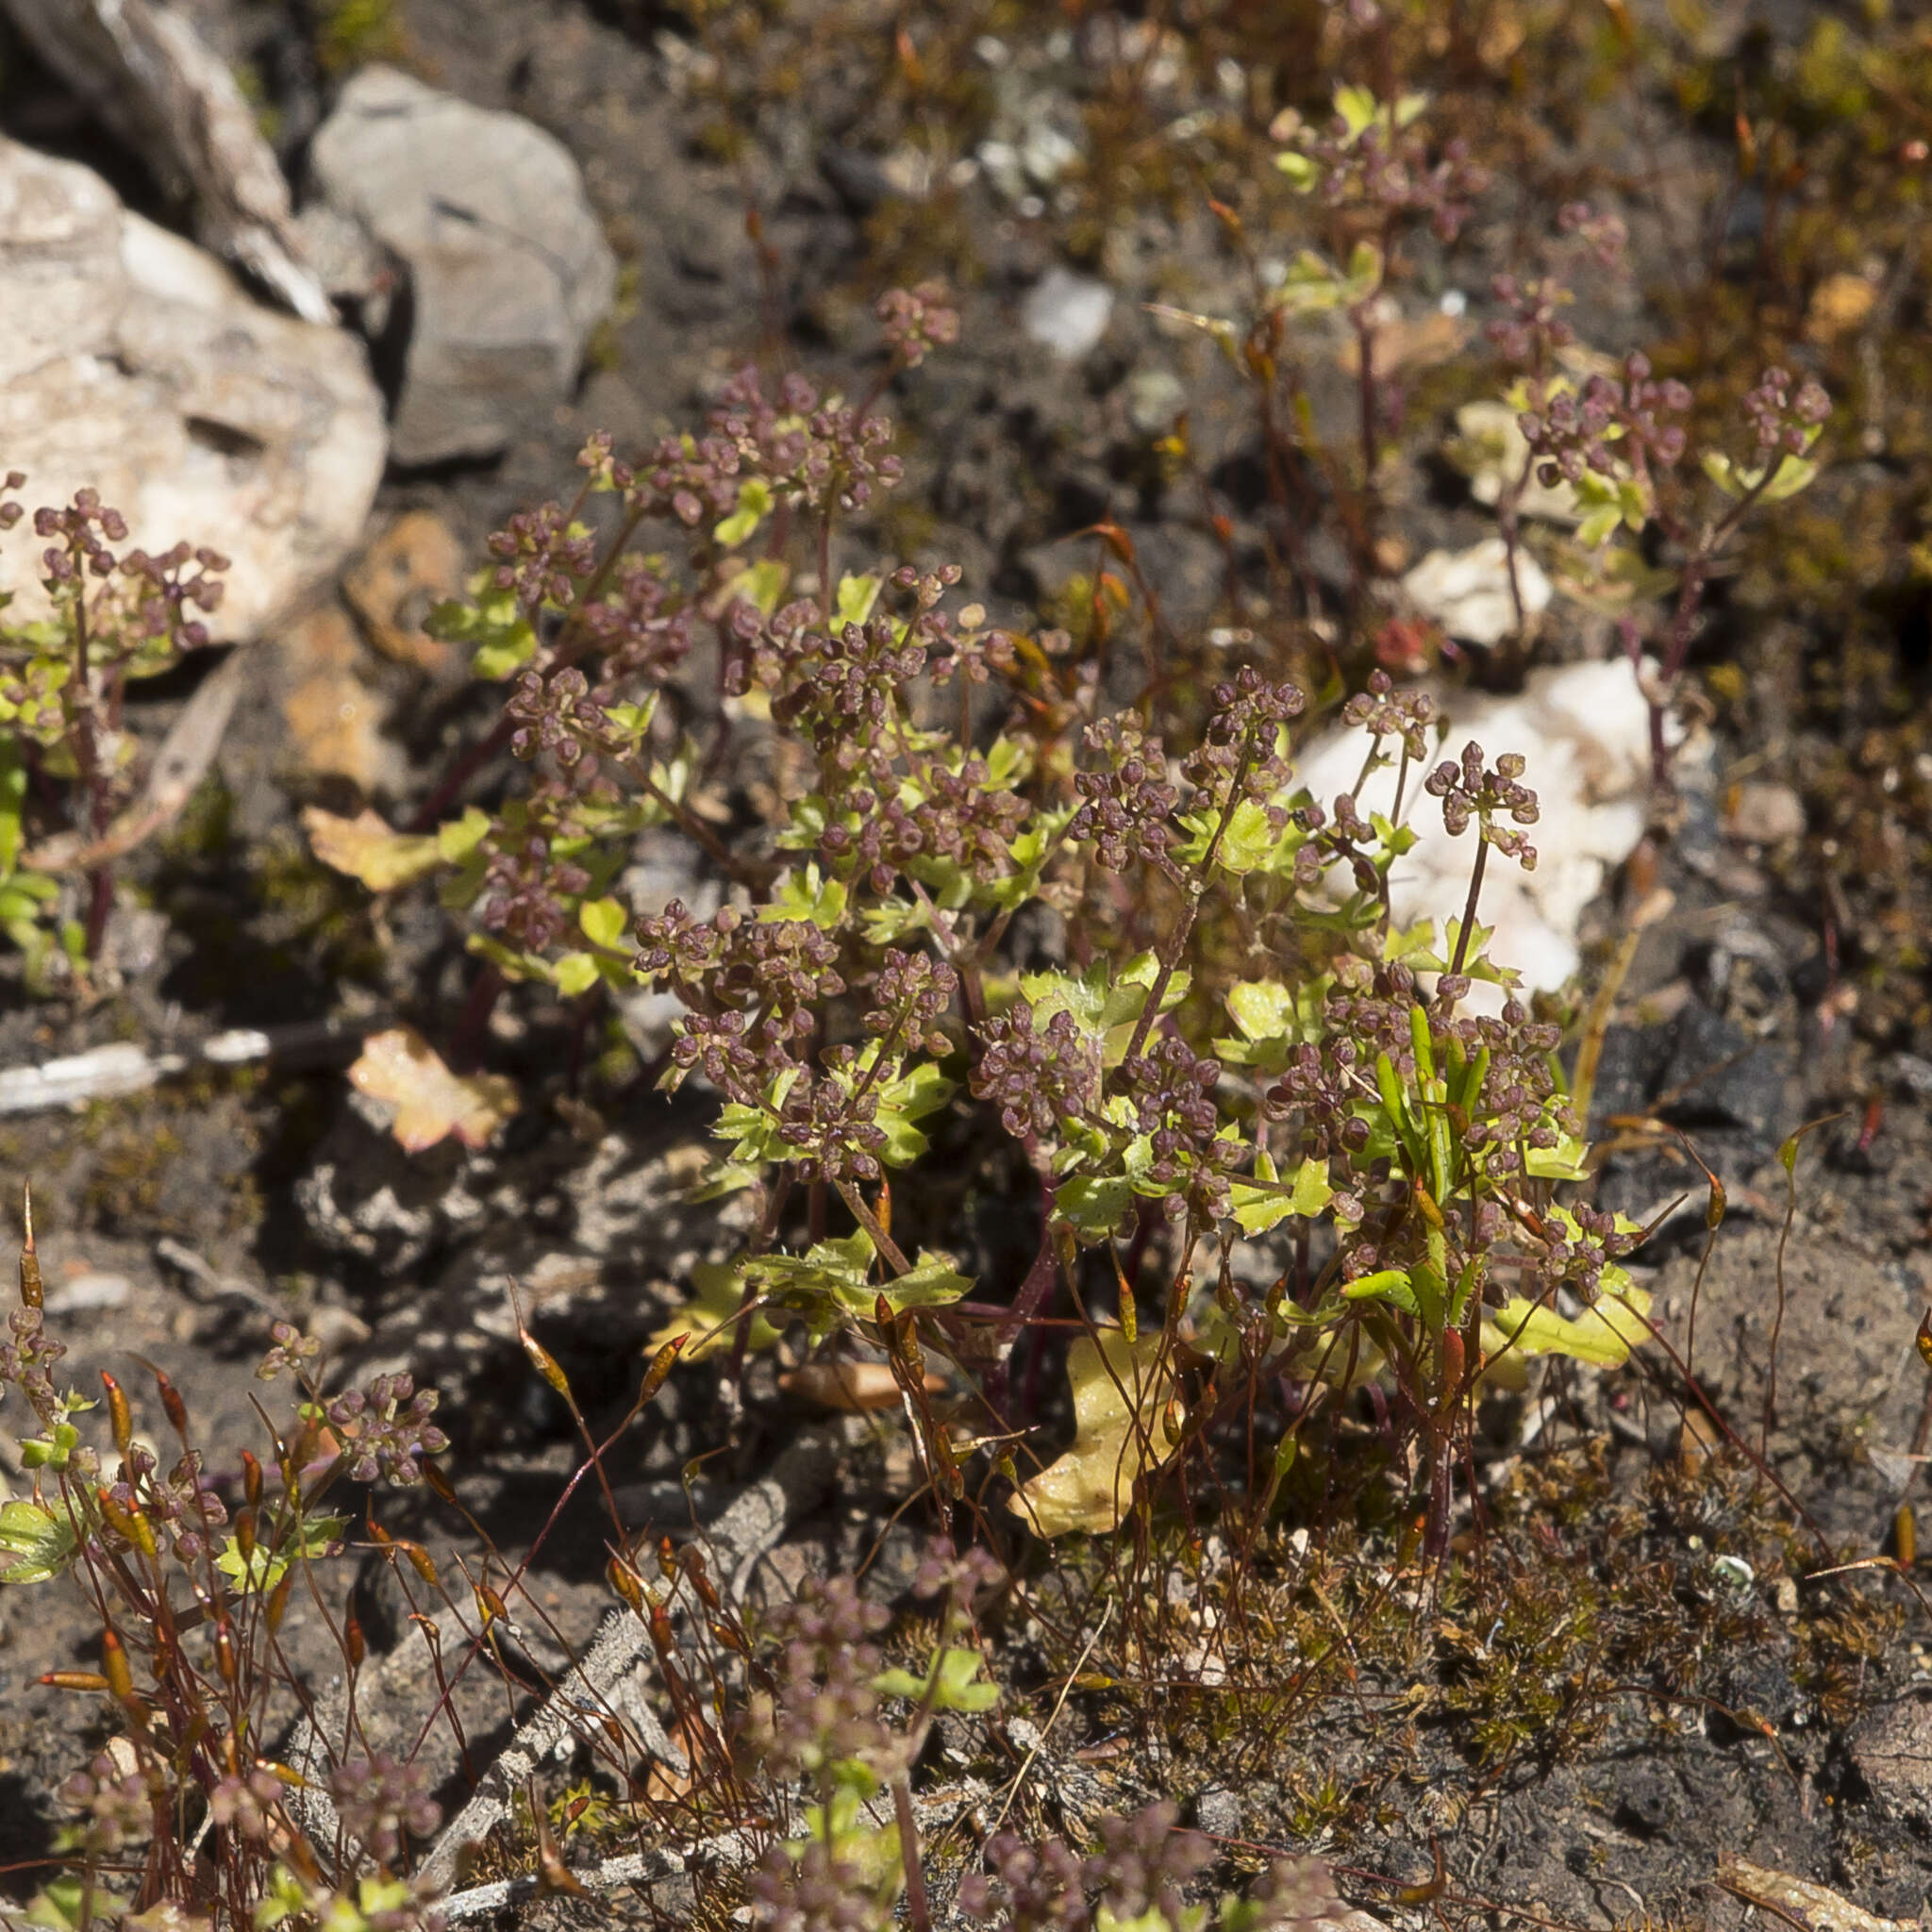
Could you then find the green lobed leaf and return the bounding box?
[0,1498,79,1585]
[875,1645,999,1712]
[553,952,601,997]
[764,865,849,930]
[214,1513,347,1595]
[578,896,628,951]
[835,573,882,626]
[1341,1268,1420,1315]
[739,1228,972,1339]
[714,476,773,548]
[1334,83,1379,138]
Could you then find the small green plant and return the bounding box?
[307,286,1656,1571]
[1153,84,1829,698]
[0,477,228,981]
[314,0,408,74]
[0,1193,454,1929]
[1480,211,1830,771]
[740,1545,1000,1932]
[1269,84,1486,529]
[961,1806,1353,1932]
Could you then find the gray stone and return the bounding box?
[1889,1052,1932,1101]
[0,139,385,639]
[1193,1785,1241,1840]
[308,66,618,466]
[1851,1697,1932,1820]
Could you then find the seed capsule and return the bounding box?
[641,1335,685,1402]
[102,1374,132,1460]
[608,1558,644,1616]
[101,1629,136,1707]
[151,1370,189,1440]
[18,1185,42,1311]
[95,1489,157,1559]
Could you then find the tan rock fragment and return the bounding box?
[344,510,465,672]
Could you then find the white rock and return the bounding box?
[308,66,618,466]
[2,0,331,322]
[45,1272,131,1315]
[0,139,385,639]
[1125,365,1186,435]
[1450,399,1583,525]
[1023,268,1114,362]
[1021,124,1082,189]
[974,139,1024,202]
[1402,537,1553,646]
[1294,659,1657,1009]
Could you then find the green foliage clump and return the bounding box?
[0,482,227,982]
[304,277,1668,1564]
[314,0,408,74]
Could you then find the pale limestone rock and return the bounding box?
[1293,658,1655,1008]
[1401,535,1553,646]
[0,139,385,640]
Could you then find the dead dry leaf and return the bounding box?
[781,1360,943,1412]
[303,806,442,891]
[1338,305,1471,377]
[348,1025,518,1153]
[1719,1858,1913,1932]
[1008,1328,1183,1539]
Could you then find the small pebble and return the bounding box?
[1888,1052,1932,1101]
[1727,780,1806,845]
[1023,268,1114,361]
[1195,1785,1241,1839]
[46,1272,132,1315]
[1124,365,1185,435]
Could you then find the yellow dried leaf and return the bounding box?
[348,1026,518,1153]
[303,807,442,891]
[1337,306,1471,377]
[1008,1328,1183,1539]
[1803,272,1877,345]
